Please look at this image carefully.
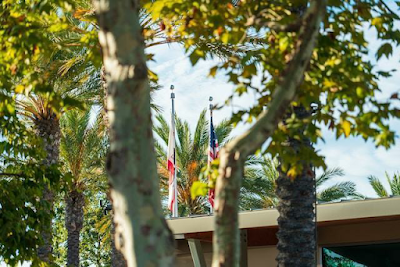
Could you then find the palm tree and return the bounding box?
[154,110,233,216]
[241,158,363,210]
[368,172,400,197]
[60,108,106,266]
[14,8,103,261]
[16,70,101,264]
[17,96,61,263]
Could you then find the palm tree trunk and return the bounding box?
[65,189,85,267]
[37,187,54,263]
[95,0,175,265]
[275,105,316,266]
[35,113,60,263]
[276,164,316,266]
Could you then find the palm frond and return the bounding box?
[154,113,170,145]
[368,175,389,198]
[386,172,400,196]
[316,167,344,187]
[214,119,233,146]
[317,181,363,202]
[241,156,279,209]
[192,110,208,154]
[60,108,106,188]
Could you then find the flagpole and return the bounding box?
[209,96,214,214]
[171,85,178,218]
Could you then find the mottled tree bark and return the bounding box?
[102,63,127,267]
[94,0,175,266]
[37,188,54,263]
[65,189,85,267]
[111,210,127,267]
[212,1,326,266]
[36,112,60,263]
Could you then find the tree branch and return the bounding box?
[379,0,400,19]
[248,6,304,32]
[212,0,327,266]
[259,19,302,32]
[227,0,326,158]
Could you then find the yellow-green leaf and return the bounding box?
[287,166,300,180]
[342,120,351,137]
[323,79,337,88]
[15,85,24,94]
[371,17,383,26]
[279,36,289,51]
[209,66,218,77]
[221,33,230,44]
[191,181,208,200]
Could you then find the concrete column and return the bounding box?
[188,239,207,267]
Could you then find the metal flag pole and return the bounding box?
[171,85,178,218]
[209,96,214,214]
[209,96,213,118]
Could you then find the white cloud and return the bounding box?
[148,43,256,137]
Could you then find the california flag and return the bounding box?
[167,113,176,213]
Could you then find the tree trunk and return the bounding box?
[35,112,60,263]
[65,189,85,267]
[211,1,325,266]
[275,106,316,266]
[103,62,127,267]
[37,187,54,263]
[94,0,175,266]
[212,150,245,266]
[111,210,127,267]
[276,166,316,266]
[101,65,110,131]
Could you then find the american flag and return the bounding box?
[167,110,177,216]
[208,114,219,208]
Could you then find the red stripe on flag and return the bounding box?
[168,196,175,211]
[208,188,215,208]
[167,159,174,184]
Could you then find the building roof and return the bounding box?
[168,197,400,235]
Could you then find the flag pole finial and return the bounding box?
[170,85,175,99]
[209,96,213,110]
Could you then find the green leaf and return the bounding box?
[189,49,204,66]
[376,43,392,59]
[191,181,208,199]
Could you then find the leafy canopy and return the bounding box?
[146,0,400,176]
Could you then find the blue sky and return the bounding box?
[147,26,400,198]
